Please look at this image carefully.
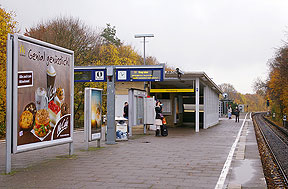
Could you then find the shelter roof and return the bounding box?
[164,71,223,94]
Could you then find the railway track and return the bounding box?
[253,113,288,188]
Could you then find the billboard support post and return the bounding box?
[85,139,89,151]
[69,143,74,156]
[84,88,89,150]
[6,34,13,174]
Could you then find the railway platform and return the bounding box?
[0,113,266,188]
[223,113,267,189]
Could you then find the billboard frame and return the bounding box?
[7,34,74,155]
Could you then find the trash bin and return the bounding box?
[115,116,128,141]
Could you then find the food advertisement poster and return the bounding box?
[15,37,73,152]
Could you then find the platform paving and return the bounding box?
[225,115,267,189]
[0,114,266,188]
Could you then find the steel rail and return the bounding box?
[254,113,288,185]
[262,116,288,141]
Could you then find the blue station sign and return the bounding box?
[116,68,163,82]
[74,68,106,82]
[74,65,164,82]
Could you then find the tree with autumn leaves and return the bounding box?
[0,14,165,135]
[25,18,160,128]
[266,45,288,121]
[252,38,288,123]
[0,8,17,136]
[219,83,266,112]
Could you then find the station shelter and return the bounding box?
[115,71,222,133]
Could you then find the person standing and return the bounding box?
[155,101,163,136]
[123,102,128,119]
[123,102,129,133]
[228,105,232,119]
[234,106,240,122]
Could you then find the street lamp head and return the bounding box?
[135,34,154,38]
[134,33,154,66]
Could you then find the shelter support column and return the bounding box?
[128,89,133,137]
[106,67,116,144]
[179,95,183,124]
[196,78,200,132]
[204,85,207,129]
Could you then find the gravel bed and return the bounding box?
[253,113,288,188]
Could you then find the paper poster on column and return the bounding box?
[90,88,102,141]
[15,35,73,152]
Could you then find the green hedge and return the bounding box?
[0,122,5,138]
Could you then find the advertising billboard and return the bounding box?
[84,88,102,141]
[12,35,74,153]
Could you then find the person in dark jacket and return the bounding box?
[155,101,163,136]
[123,102,128,119]
[234,106,240,122]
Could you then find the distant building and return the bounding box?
[219,93,233,116]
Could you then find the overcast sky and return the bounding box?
[2,0,288,94]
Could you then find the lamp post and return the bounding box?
[135,34,154,65]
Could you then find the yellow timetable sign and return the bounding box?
[150,89,195,93]
[130,70,161,81]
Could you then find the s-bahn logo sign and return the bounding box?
[95,71,104,80]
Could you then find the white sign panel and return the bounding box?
[95,71,104,80]
[117,70,127,80]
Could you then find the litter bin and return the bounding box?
[115,116,128,141]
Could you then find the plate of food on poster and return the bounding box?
[18,64,70,144]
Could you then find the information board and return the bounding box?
[74,70,92,82]
[74,69,106,82]
[130,70,161,81]
[116,68,163,82]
